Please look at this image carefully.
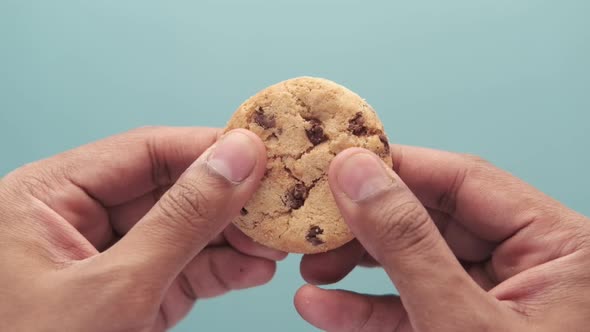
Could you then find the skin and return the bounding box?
[2,126,589,331]
[0,127,287,332]
[296,145,590,331]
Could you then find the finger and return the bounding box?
[3,165,114,251]
[426,208,494,263]
[223,224,288,261]
[443,221,495,262]
[426,207,451,234]
[390,144,557,242]
[299,209,488,286]
[106,186,227,248]
[102,129,267,283]
[182,247,277,299]
[0,192,99,266]
[298,212,456,285]
[358,252,380,268]
[391,145,587,282]
[53,126,222,206]
[294,285,408,332]
[329,148,499,325]
[300,240,366,285]
[9,127,222,251]
[107,190,161,237]
[159,247,277,329]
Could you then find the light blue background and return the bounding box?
[1,1,589,331]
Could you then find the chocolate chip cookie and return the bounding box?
[225,77,392,254]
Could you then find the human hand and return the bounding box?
[296,146,590,331]
[0,127,286,331]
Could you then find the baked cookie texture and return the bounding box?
[225,77,392,254]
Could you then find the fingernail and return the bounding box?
[207,131,257,183]
[337,152,394,202]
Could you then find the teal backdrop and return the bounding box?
[1,1,589,331]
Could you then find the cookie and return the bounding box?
[225,77,392,254]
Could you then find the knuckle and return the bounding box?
[460,153,490,166]
[376,201,435,253]
[435,153,494,215]
[207,253,232,293]
[551,213,590,253]
[129,125,166,135]
[178,271,198,301]
[4,159,73,199]
[13,169,57,198]
[460,153,498,177]
[145,135,173,187]
[181,253,231,299]
[437,165,467,215]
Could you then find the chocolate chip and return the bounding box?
[254,107,276,129]
[240,208,248,216]
[305,119,328,146]
[285,183,308,210]
[379,134,390,154]
[306,226,324,246]
[348,112,368,136]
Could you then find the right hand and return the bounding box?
[296,145,590,331]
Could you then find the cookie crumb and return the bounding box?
[285,183,308,210]
[306,226,324,246]
[348,112,368,136]
[254,107,276,129]
[305,119,328,146]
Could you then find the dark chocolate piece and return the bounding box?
[306,226,325,246]
[254,107,276,129]
[348,112,368,136]
[285,183,308,210]
[305,119,328,145]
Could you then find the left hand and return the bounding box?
[295,145,590,332]
[0,126,286,331]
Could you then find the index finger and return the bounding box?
[391,144,558,242]
[45,126,222,206]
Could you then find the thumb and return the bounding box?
[104,129,267,283]
[328,148,499,329]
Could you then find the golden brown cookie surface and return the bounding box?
[225,77,392,254]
